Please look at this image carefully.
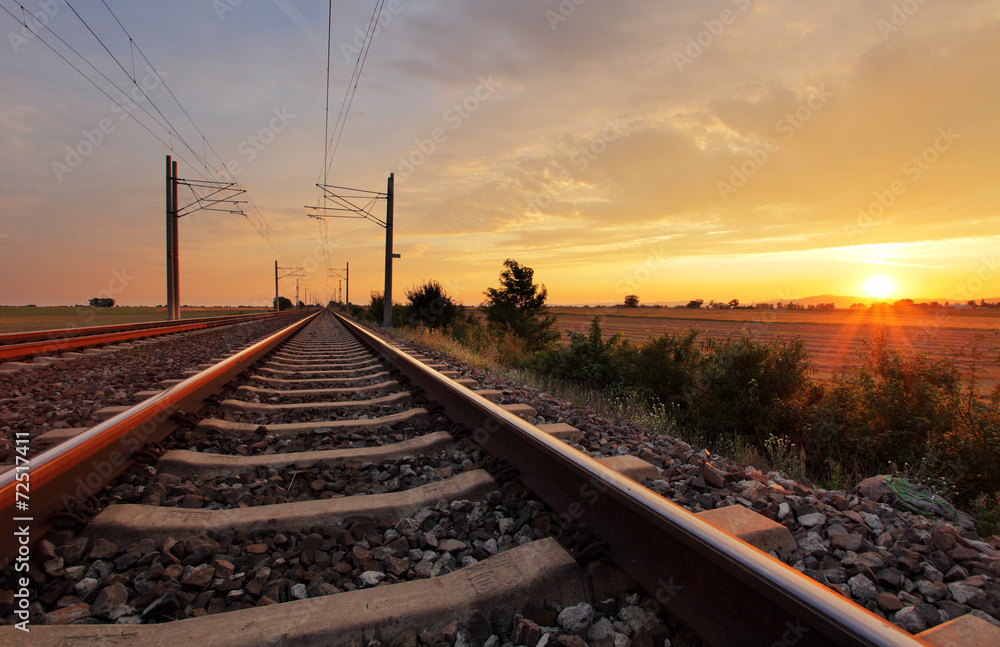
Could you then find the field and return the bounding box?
[0,306,273,334]
[550,306,1000,387]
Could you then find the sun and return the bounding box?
[864,275,895,298]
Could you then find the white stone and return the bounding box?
[557,602,594,632]
[798,513,827,528]
[356,571,386,588]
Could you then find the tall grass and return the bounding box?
[396,316,1000,534]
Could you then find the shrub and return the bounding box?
[532,316,629,389]
[623,328,702,407]
[684,334,812,446]
[405,280,460,329]
[810,333,959,474]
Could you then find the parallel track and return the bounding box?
[0,311,304,362]
[0,311,937,645]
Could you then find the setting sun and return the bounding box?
[864,275,895,299]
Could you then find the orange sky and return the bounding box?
[1,1,998,307]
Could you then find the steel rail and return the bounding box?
[0,311,310,362]
[0,310,320,567]
[334,313,930,647]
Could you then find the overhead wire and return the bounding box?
[2,1,301,267]
[318,0,386,183]
[0,2,200,173]
[97,0,298,264]
[312,0,386,283]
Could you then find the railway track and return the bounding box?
[0,310,302,364]
[1,310,997,646]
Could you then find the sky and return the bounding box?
[1,0,998,308]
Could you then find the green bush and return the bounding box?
[936,384,1000,505]
[405,280,460,329]
[684,334,812,447]
[532,316,629,389]
[623,328,702,407]
[810,333,959,474]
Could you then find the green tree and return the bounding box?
[272,296,293,311]
[406,280,460,329]
[482,259,559,351]
[623,294,640,308]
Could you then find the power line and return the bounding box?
[96,1,299,266]
[0,2,199,171]
[319,0,386,180]
[3,1,301,267]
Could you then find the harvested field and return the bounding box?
[551,307,1000,387]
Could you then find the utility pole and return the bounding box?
[275,261,304,311]
[383,173,394,328]
[306,174,396,327]
[327,261,349,310]
[163,155,244,320]
[166,156,175,320]
[171,160,178,319]
[296,279,300,308]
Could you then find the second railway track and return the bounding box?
[1,310,996,646]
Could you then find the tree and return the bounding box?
[482,259,559,350]
[273,296,293,311]
[89,297,115,307]
[686,299,704,309]
[406,280,460,329]
[623,294,640,308]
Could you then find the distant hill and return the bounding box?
[552,295,1000,309]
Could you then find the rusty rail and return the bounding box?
[0,310,310,362]
[0,311,319,567]
[334,313,929,647]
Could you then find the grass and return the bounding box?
[0,306,272,334]
[393,325,806,478]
